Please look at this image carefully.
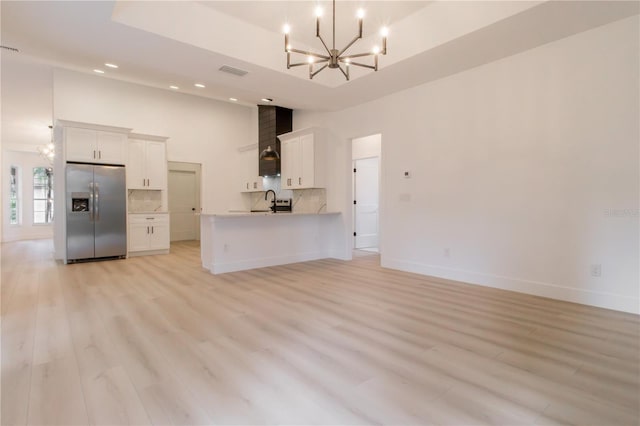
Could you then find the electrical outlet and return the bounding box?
[590,264,601,277]
[444,248,451,258]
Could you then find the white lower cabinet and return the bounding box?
[128,213,170,255]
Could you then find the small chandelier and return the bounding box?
[283,0,388,81]
[37,143,55,163]
[37,125,55,164]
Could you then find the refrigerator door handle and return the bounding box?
[94,183,100,221]
[89,182,94,221]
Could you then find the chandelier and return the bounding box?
[37,125,55,164]
[283,0,388,81]
[37,143,55,164]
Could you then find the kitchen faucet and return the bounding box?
[265,190,277,213]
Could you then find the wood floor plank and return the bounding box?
[1,239,638,425]
[28,355,89,425]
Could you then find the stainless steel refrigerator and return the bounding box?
[66,163,127,262]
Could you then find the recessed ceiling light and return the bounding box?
[170,85,179,90]
[105,63,118,68]
[229,97,238,102]
[261,98,273,102]
[194,83,205,88]
[93,69,105,74]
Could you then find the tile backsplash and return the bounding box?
[128,189,163,212]
[249,176,327,213]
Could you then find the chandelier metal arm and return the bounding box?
[310,63,329,79]
[338,34,362,58]
[317,35,332,56]
[290,59,328,68]
[338,64,350,81]
[344,61,376,70]
[287,48,330,60]
[340,52,376,60]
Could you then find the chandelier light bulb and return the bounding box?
[307,56,315,64]
[286,44,292,52]
[381,27,389,37]
[315,6,323,17]
[372,46,380,54]
[357,9,365,19]
[283,24,291,34]
[47,142,55,150]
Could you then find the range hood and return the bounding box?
[258,105,292,176]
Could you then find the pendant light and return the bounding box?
[260,145,280,160]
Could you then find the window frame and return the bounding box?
[32,166,54,225]
[9,165,21,226]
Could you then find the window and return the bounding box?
[9,166,19,225]
[33,167,54,224]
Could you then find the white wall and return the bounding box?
[1,54,54,242]
[352,134,381,160]
[297,16,640,313]
[53,69,255,214]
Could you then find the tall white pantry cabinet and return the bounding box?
[126,133,170,256]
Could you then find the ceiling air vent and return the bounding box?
[219,65,248,77]
[0,45,19,53]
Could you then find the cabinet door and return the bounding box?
[128,223,150,252]
[148,223,170,250]
[240,149,254,192]
[97,131,126,165]
[280,138,299,189]
[299,133,315,188]
[66,127,97,163]
[145,141,167,190]
[127,140,146,189]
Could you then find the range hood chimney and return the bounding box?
[258,105,292,176]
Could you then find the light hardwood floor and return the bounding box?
[1,239,638,425]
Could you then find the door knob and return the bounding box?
[192,208,196,211]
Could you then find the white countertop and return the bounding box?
[129,211,169,214]
[203,211,340,218]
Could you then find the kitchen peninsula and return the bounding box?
[200,211,343,274]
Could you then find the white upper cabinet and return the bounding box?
[64,127,127,165]
[239,146,264,192]
[127,134,168,190]
[279,128,326,189]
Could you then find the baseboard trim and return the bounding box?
[128,249,170,257]
[210,251,333,274]
[382,258,639,314]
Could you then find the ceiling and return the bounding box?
[1,1,638,112]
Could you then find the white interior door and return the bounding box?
[354,157,379,249]
[168,169,199,241]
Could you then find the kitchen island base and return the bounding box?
[201,212,344,274]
